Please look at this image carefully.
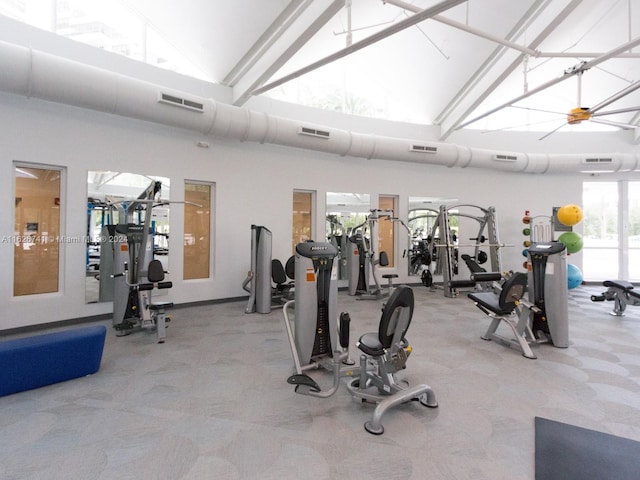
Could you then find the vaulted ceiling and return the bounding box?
[27,0,640,141]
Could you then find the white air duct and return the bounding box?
[0,39,638,175]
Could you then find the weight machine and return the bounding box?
[468,241,569,359]
[426,204,504,298]
[242,225,273,314]
[283,241,438,434]
[107,181,175,342]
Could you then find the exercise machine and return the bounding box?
[283,241,437,434]
[346,209,394,300]
[591,280,640,316]
[242,225,296,313]
[112,259,173,343]
[243,225,273,314]
[427,204,505,298]
[109,180,174,341]
[468,241,569,358]
[326,214,349,280]
[468,272,541,359]
[528,242,569,348]
[283,241,352,384]
[271,257,295,303]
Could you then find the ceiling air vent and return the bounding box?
[298,126,330,139]
[158,93,204,112]
[494,154,518,162]
[583,157,613,164]
[410,144,438,153]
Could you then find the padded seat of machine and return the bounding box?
[382,274,399,280]
[467,291,511,315]
[149,301,173,310]
[357,333,386,356]
[468,272,528,316]
[461,254,485,273]
[603,280,634,291]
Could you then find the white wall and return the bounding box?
[0,89,587,331]
[2,16,637,331]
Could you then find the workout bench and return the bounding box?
[591,280,640,316]
[0,325,106,397]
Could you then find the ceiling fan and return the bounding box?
[458,36,640,139]
[536,72,640,140]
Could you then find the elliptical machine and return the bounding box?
[283,241,438,434]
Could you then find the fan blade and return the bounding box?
[481,118,566,134]
[590,118,638,130]
[509,105,567,116]
[459,74,573,129]
[592,106,640,116]
[588,79,640,114]
[538,122,568,141]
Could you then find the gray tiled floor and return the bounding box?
[1,284,639,479]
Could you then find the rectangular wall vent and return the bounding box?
[494,154,518,162]
[298,126,330,139]
[583,157,613,164]
[158,92,204,112]
[410,144,438,153]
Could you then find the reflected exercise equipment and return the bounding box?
[347,209,394,300]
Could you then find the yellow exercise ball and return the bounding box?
[557,204,583,226]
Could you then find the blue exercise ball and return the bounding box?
[567,263,583,289]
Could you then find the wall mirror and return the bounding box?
[325,192,370,280]
[86,171,170,304]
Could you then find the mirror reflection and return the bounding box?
[86,171,170,304]
[325,192,370,280]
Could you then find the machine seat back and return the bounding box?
[357,285,414,357]
[138,259,172,290]
[272,259,294,293]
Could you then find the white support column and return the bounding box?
[619,181,629,281]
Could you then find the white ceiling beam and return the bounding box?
[223,0,313,87]
[232,0,345,106]
[251,0,467,97]
[432,0,551,125]
[384,0,539,56]
[537,51,640,58]
[439,0,583,138]
[589,80,640,114]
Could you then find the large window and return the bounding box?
[378,195,397,268]
[184,182,212,280]
[0,0,207,81]
[292,190,314,254]
[14,164,62,296]
[582,180,639,282]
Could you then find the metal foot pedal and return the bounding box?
[287,374,321,393]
